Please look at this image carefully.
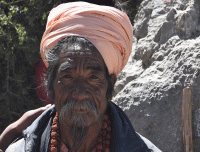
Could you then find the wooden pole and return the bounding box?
[182,87,194,152]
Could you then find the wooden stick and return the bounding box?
[182,87,194,152]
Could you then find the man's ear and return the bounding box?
[47,89,54,102]
[107,74,117,102]
[111,74,117,85]
[46,80,55,102]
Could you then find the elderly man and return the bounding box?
[5,1,161,152]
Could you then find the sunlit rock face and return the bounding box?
[112,0,200,151]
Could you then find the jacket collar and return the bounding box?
[108,102,150,152]
[23,103,150,152]
[22,105,55,152]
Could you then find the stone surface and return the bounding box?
[112,0,200,151]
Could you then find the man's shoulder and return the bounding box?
[6,105,56,152]
[108,102,162,152]
[5,138,25,152]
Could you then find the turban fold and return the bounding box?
[40,2,133,75]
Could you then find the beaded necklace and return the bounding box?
[49,112,111,152]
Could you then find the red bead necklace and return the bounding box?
[49,112,111,152]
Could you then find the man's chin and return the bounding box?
[70,113,96,127]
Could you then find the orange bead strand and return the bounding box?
[49,112,111,152]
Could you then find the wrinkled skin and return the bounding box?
[53,43,109,127]
[53,42,111,151]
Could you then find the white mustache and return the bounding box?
[59,100,99,123]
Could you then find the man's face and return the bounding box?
[53,42,109,127]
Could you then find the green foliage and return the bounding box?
[0,0,143,133]
[0,0,57,133]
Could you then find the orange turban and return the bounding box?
[40,2,133,75]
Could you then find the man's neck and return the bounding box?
[59,114,104,152]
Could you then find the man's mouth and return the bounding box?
[60,100,98,116]
[59,100,99,124]
[73,107,89,114]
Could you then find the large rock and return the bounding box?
[112,0,200,151]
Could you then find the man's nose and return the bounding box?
[72,85,90,100]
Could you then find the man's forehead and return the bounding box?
[57,41,107,72]
[57,57,105,74]
[59,41,105,61]
[59,56,103,67]
[60,42,97,56]
[59,57,101,65]
[67,42,91,51]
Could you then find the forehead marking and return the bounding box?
[68,43,81,50]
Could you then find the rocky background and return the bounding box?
[112,0,200,151]
[1,0,199,151]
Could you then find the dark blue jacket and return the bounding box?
[6,102,152,152]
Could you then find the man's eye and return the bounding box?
[89,75,98,79]
[63,74,72,78]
